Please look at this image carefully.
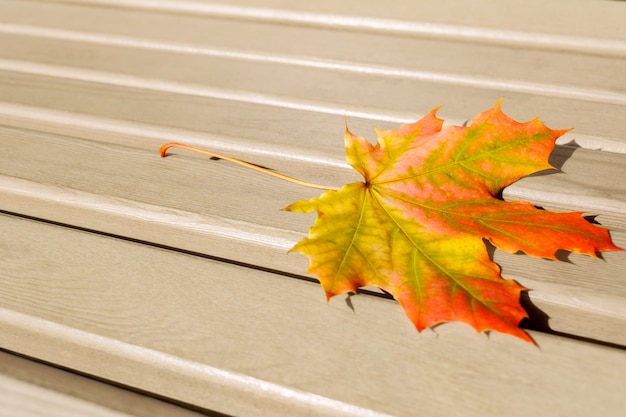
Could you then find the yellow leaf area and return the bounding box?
[285,101,621,343]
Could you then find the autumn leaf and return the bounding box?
[159,100,621,344]
[284,101,622,343]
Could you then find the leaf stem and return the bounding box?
[160,142,340,191]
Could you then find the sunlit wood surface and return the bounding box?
[1,1,625,416]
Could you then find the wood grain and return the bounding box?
[0,0,625,151]
[34,0,626,53]
[1,0,625,415]
[0,124,624,345]
[0,351,210,417]
[1,214,626,417]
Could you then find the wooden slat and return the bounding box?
[1,0,625,415]
[0,351,209,417]
[0,0,625,151]
[37,0,626,52]
[1,213,626,417]
[1,126,625,346]
[1,52,623,152]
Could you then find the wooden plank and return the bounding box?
[4,0,626,86]
[0,126,625,345]
[36,0,626,51]
[0,351,210,417]
[0,1,625,151]
[2,4,625,104]
[0,0,625,414]
[1,213,626,417]
[1,124,623,239]
[0,56,623,153]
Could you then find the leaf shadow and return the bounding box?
[166,151,275,170]
[518,291,551,334]
[483,241,551,331]
[210,156,275,171]
[485,240,626,350]
[345,292,356,312]
[343,287,395,314]
[528,143,579,177]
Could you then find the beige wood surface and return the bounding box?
[1,0,625,152]
[1,0,625,416]
[0,351,210,417]
[2,213,626,417]
[1,128,625,346]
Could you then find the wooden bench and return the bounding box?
[1,0,625,415]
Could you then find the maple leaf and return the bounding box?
[285,101,621,343]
